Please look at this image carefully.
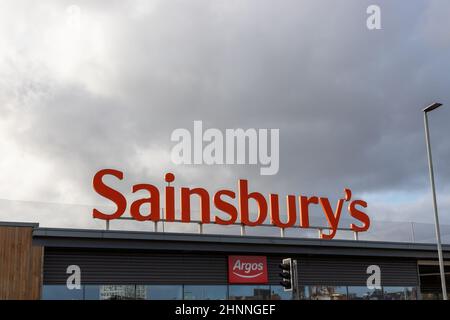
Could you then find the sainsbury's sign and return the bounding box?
[92,169,370,240]
[228,256,268,284]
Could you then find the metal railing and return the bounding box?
[95,207,450,244]
[97,213,450,244]
[100,209,359,240]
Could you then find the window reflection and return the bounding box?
[383,287,417,300]
[84,285,100,300]
[297,286,310,300]
[229,285,271,300]
[184,285,227,300]
[42,284,419,300]
[99,285,146,300]
[146,285,182,300]
[42,285,84,300]
[308,286,348,300]
[347,286,383,300]
[269,285,293,300]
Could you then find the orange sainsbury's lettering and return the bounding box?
[319,197,344,240]
[349,199,370,232]
[164,173,176,221]
[214,190,238,225]
[130,184,160,221]
[92,169,371,239]
[181,187,211,223]
[238,179,268,227]
[92,169,126,220]
[299,195,318,228]
[270,194,296,228]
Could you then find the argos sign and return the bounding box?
[228,256,268,284]
[92,169,371,239]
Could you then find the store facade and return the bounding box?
[1,221,449,300]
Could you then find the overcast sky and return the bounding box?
[1,0,450,241]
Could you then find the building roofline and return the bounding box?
[0,221,39,228]
[32,226,450,259]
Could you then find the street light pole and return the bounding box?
[423,102,447,300]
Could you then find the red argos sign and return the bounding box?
[228,256,268,284]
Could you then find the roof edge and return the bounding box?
[32,226,450,253]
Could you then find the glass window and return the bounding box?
[146,285,183,300]
[383,287,417,300]
[84,285,100,300]
[98,285,146,300]
[269,285,293,300]
[229,285,271,300]
[308,286,348,300]
[347,286,383,300]
[296,286,311,300]
[183,285,227,300]
[42,285,84,300]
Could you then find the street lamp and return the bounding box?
[423,102,447,300]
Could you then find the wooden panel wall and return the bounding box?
[0,226,43,300]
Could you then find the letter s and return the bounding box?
[349,200,370,232]
[214,190,238,225]
[92,169,127,220]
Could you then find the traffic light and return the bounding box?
[279,258,293,291]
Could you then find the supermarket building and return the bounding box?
[0,221,449,300]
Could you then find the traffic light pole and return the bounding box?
[292,260,299,300]
[279,258,300,300]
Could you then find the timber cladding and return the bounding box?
[0,225,43,300]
